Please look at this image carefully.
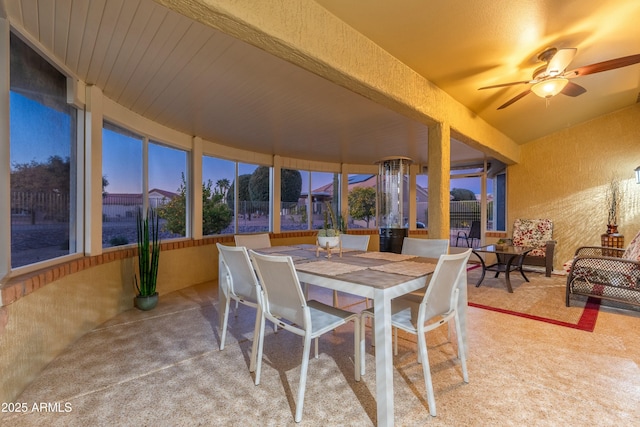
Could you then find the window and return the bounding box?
[101,122,143,247]
[9,34,78,268]
[311,172,340,230]
[202,155,235,235]
[280,168,306,231]
[347,174,377,229]
[236,163,270,233]
[150,142,188,238]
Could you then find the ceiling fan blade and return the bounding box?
[561,81,587,97]
[497,89,531,110]
[569,53,640,77]
[478,80,531,90]
[546,48,577,76]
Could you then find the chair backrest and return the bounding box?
[249,251,308,328]
[401,237,449,258]
[234,233,271,249]
[420,249,472,320]
[622,229,640,261]
[340,234,370,251]
[468,220,481,239]
[511,219,553,256]
[216,243,260,303]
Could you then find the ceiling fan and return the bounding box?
[479,47,640,110]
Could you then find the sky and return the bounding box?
[11,91,485,196]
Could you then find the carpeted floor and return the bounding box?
[3,273,640,426]
[466,266,602,331]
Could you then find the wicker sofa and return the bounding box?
[566,230,640,308]
[511,218,555,277]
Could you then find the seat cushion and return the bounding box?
[512,218,553,257]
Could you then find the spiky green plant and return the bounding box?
[135,207,161,296]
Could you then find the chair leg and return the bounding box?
[394,327,398,356]
[353,317,361,382]
[249,306,262,373]
[295,335,313,422]
[454,314,469,383]
[220,298,231,350]
[252,312,266,385]
[417,332,436,417]
[360,315,367,377]
[333,290,339,307]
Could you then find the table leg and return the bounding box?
[504,255,515,293]
[517,255,529,282]
[374,288,394,427]
[471,250,487,287]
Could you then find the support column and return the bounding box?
[191,136,203,239]
[272,155,282,233]
[0,19,9,280]
[427,122,451,240]
[84,85,103,255]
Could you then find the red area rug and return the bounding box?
[466,265,600,332]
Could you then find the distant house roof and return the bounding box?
[103,189,177,205]
[310,174,428,202]
[149,188,178,199]
[348,174,375,184]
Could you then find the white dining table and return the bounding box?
[218,244,468,427]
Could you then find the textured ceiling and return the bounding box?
[4,0,639,167]
[316,0,640,143]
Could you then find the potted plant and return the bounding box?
[495,238,511,250]
[134,207,161,310]
[317,202,342,249]
[606,178,621,234]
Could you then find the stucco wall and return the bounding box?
[508,104,640,267]
[0,232,325,403]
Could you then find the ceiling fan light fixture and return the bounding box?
[531,77,569,98]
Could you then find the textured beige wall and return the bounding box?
[509,105,640,266]
[0,262,131,404]
[0,244,221,403]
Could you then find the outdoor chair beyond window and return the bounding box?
[455,221,481,248]
[248,251,361,423]
[216,243,262,353]
[360,249,471,417]
[510,218,555,276]
[234,233,271,249]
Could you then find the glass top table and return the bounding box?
[471,245,533,293]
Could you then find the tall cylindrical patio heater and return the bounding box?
[377,156,412,253]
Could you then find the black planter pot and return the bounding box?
[134,292,159,311]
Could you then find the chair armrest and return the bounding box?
[574,246,625,258]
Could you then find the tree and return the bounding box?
[249,166,270,202]
[226,174,252,209]
[158,174,232,235]
[280,168,302,205]
[10,155,70,224]
[450,188,476,201]
[215,178,230,198]
[348,187,376,228]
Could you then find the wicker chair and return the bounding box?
[566,230,640,308]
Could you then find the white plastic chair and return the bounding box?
[401,237,450,258]
[216,243,262,353]
[234,233,271,249]
[360,249,471,417]
[249,250,360,423]
[333,234,371,307]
